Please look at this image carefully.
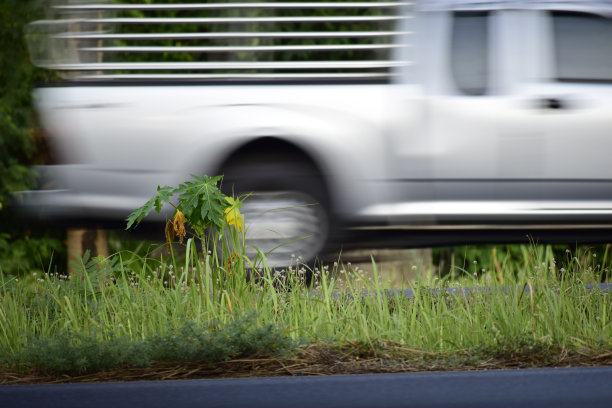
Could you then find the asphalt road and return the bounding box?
[2,366,612,408]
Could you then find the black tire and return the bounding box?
[222,158,331,268]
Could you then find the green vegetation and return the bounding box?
[11,314,294,377]
[0,0,65,276]
[0,0,41,208]
[0,174,610,382]
[0,179,610,381]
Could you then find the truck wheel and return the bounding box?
[222,160,331,268]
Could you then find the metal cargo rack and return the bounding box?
[26,0,414,82]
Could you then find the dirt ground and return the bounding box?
[3,343,611,385]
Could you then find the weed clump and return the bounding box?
[144,314,296,364]
[6,314,295,376]
[469,337,565,367]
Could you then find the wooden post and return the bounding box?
[67,228,108,274]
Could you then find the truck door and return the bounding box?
[425,10,516,204]
[515,10,612,197]
[424,8,612,222]
[388,10,523,222]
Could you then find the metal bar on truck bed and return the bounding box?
[80,44,407,53]
[77,72,397,80]
[48,60,411,71]
[88,15,409,24]
[55,2,410,11]
[56,31,411,40]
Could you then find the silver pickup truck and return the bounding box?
[18,0,612,265]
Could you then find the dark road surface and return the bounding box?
[2,366,612,408]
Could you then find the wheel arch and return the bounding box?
[214,136,335,211]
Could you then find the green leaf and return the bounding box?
[174,174,226,232]
[153,185,173,213]
[125,185,173,230]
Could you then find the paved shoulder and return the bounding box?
[2,366,612,408]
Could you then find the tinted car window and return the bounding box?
[552,11,612,82]
[451,11,489,95]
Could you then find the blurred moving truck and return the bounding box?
[18,0,612,265]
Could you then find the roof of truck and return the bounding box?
[420,0,612,13]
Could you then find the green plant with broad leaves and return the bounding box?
[126,174,243,235]
[126,173,249,275]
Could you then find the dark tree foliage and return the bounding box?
[0,0,64,274]
[0,1,38,208]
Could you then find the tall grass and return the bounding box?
[1,241,609,370]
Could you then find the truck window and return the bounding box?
[451,11,489,95]
[552,11,612,83]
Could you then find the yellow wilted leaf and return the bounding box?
[224,206,243,232]
[173,209,187,243]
